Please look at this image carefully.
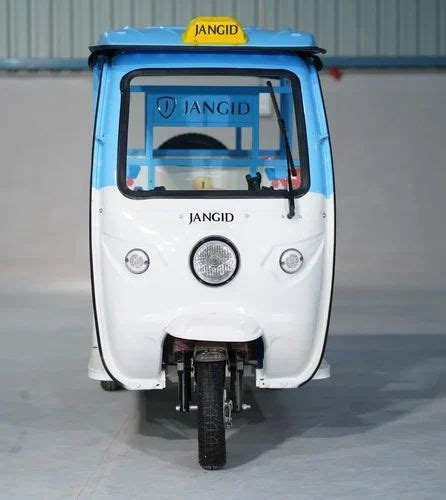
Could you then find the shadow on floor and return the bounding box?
[134,334,446,467]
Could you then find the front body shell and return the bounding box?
[90,46,334,390]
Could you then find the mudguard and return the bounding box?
[166,313,263,342]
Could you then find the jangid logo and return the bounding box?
[182,16,247,45]
[157,96,250,119]
[157,96,177,119]
[189,212,235,224]
[194,23,239,36]
[184,99,250,116]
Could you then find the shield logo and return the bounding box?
[157,96,177,119]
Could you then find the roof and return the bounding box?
[90,26,325,54]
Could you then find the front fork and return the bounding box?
[174,339,249,418]
[176,351,192,412]
[229,350,245,413]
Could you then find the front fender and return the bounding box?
[166,313,263,342]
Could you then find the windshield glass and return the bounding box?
[118,70,309,197]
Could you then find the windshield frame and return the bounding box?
[117,68,310,199]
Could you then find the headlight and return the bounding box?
[279,248,303,274]
[125,249,150,274]
[190,237,239,286]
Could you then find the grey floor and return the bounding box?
[1,288,445,499]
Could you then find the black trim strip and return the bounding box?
[89,44,326,55]
[299,71,336,388]
[89,58,123,386]
[117,68,310,200]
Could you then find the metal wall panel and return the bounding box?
[338,0,358,56]
[0,0,445,67]
[0,0,8,58]
[9,0,30,58]
[30,0,50,58]
[378,0,398,56]
[400,0,418,55]
[419,0,437,55]
[358,0,378,56]
[317,0,336,55]
[72,0,92,58]
[441,0,446,53]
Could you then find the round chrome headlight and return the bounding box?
[279,248,303,274]
[125,249,150,274]
[190,237,239,286]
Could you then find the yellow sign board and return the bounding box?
[182,16,247,45]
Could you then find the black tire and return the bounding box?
[195,360,226,470]
[100,380,121,391]
[159,133,226,150]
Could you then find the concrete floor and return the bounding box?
[1,289,445,499]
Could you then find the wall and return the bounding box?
[1,69,445,291]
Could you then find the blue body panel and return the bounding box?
[92,51,333,198]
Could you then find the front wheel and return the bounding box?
[195,360,226,470]
[100,380,121,391]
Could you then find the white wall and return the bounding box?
[324,70,446,290]
[1,70,445,291]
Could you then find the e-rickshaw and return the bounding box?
[88,17,335,470]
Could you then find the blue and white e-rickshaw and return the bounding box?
[88,17,335,469]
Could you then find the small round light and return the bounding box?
[191,237,239,286]
[279,248,303,274]
[125,249,150,274]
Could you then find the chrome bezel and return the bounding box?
[125,248,150,274]
[279,248,304,274]
[190,236,240,287]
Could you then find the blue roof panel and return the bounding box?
[94,26,320,51]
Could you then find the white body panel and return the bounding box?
[91,186,334,389]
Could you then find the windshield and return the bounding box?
[118,70,309,198]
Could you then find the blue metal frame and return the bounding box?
[125,82,298,189]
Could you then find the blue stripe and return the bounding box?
[0,58,88,70]
[323,56,446,68]
[1,56,446,71]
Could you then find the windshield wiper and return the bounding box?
[266,81,296,219]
